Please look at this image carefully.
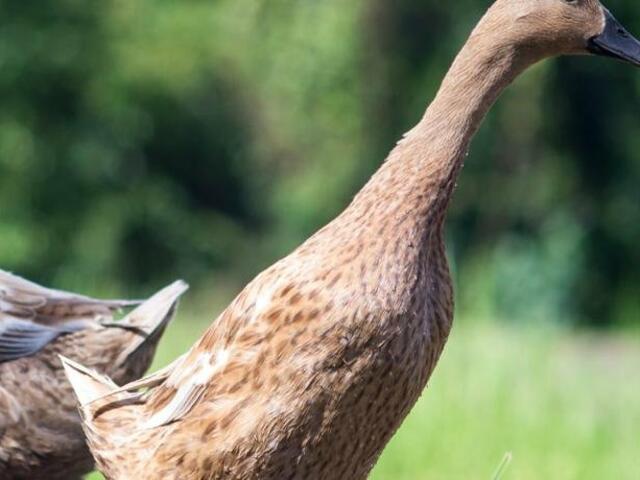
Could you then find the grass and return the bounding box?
[86,316,640,479]
[491,452,513,480]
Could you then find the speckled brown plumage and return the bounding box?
[0,272,187,480]
[64,1,632,478]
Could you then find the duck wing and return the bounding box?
[0,269,141,362]
[140,276,293,428]
[0,317,87,363]
[0,269,140,327]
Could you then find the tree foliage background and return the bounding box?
[1,0,639,327]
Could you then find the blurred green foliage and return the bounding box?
[1,0,639,325]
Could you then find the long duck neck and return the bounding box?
[348,18,538,239]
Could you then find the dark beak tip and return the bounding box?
[589,9,640,67]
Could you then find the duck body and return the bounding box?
[64,0,640,478]
[68,152,455,479]
[0,272,187,479]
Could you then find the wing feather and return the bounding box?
[0,269,142,362]
[140,279,282,428]
[0,318,86,363]
[0,269,140,327]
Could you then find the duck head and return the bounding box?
[478,0,640,66]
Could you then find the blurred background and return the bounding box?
[1,0,638,478]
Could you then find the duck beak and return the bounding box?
[588,8,640,67]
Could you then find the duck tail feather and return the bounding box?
[60,355,117,407]
[112,280,189,361]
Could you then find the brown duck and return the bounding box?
[63,1,640,478]
[0,270,187,479]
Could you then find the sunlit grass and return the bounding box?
[86,317,640,479]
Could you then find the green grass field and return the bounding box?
[86,317,640,479]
